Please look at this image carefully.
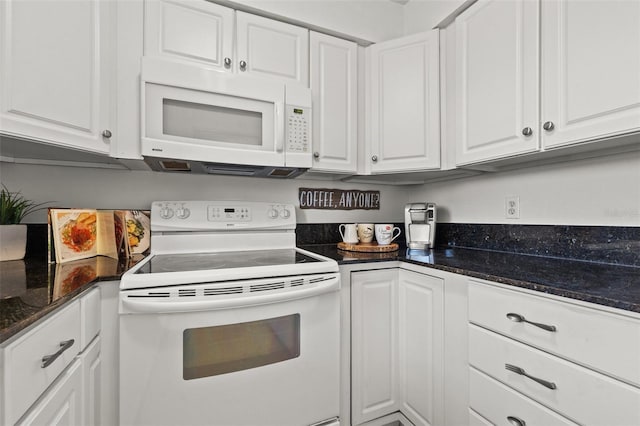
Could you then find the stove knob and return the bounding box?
[280,208,291,219]
[160,207,174,219]
[268,208,279,219]
[176,207,190,219]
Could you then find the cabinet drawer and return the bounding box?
[468,280,640,386]
[470,367,578,426]
[2,301,81,425]
[469,325,640,426]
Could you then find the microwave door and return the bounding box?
[143,83,285,166]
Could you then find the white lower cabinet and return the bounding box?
[468,280,640,426]
[16,359,83,426]
[1,287,102,426]
[351,268,444,426]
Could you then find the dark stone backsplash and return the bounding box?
[297,223,640,267]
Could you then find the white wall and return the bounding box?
[0,163,413,224]
[403,0,467,34]
[224,0,406,43]
[410,151,640,226]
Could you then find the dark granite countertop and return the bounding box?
[302,244,640,314]
[0,255,144,344]
[3,236,639,344]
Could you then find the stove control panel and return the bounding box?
[151,201,296,231]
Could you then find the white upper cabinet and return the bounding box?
[455,0,640,166]
[367,30,441,174]
[541,0,640,149]
[455,0,540,165]
[144,1,309,86]
[236,11,309,86]
[0,0,114,154]
[310,32,358,173]
[144,0,234,72]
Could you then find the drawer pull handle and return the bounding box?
[505,363,557,390]
[41,339,75,368]
[507,416,526,426]
[506,312,556,332]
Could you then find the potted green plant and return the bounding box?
[0,185,46,261]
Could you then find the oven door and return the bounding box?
[141,58,286,167]
[119,274,340,426]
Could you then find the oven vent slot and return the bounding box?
[178,289,197,297]
[309,277,327,284]
[250,282,286,292]
[204,287,243,295]
[148,292,170,297]
[290,279,305,287]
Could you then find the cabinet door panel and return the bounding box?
[351,270,399,425]
[310,32,357,173]
[144,0,234,71]
[236,11,308,86]
[0,0,112,153]
[368,31,440,173]
[398,270,444,426]
[16,360,83,426]
[542,0,640,148]
[455,0,539,165]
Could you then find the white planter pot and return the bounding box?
[0,224,27,261]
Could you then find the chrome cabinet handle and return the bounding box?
[239,60,247,71]
[313,152,320,158]
[507,416,526,426]
[102,130,112,138]
[543,121,555,131]
[371,155,378,162]
[505,363,557,390]
[506,312,556,332]
[521,127,533,136]
[41,339,75,368]
[224,57,231,68]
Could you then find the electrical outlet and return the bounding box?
[505,196,520,219]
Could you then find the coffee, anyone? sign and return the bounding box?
[299,188,380,210]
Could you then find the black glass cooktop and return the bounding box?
[135,249,321,274]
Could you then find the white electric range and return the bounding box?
[119,201,340,426]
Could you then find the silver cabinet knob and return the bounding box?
[239,60,247,71]
[102,130,112,138]
[543,121,555,131]
[371,155,378,162]
[521,127,533,137]
[224,57,231,68]
[313,152,320,158]
[507,416,526,426]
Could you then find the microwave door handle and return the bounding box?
[275,102,285,153]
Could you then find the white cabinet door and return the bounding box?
[310,32,358,173]
[144,0,234,72]
[80,337,101,426]
[367,30,440,173]
[16,360,83,426]
[351,269,399,425]
[0,0,113,154]
[236,11,309,86]
[398,270,444,426]
[541,0,640,149]
[455,0,539,165]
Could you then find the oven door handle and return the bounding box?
[121,275,340,313]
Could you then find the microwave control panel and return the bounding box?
[286,105,310,153]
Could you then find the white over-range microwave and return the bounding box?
[141,57,312,178]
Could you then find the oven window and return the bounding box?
[163,99,262,146]
[183,314,300,380]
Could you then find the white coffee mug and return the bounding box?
[375,224,401,245]
[356,223,374,243]
[339,223,359,243]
